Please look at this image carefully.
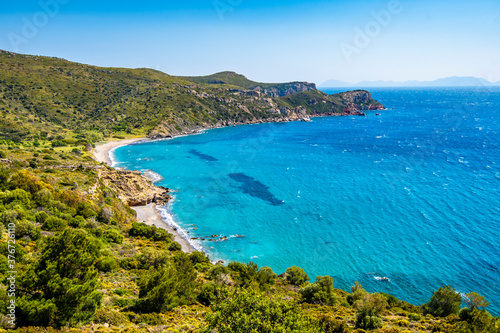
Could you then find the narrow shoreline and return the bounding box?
[92,137,197,253]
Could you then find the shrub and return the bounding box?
[203,289,316,333]
[113,288,127,296]
[459,307,472,321]
[208,265,230,280]
[17,229,101,327]
[198,283,228,306]
[137,258,197,312]
[354,293,388,331]
[113,297,136,308]
[227,262,277,290]
[355,313,383,331]
[168,241,182,251]
[421,285,461,317]
[94,307,129,325]
[95,256,118,272]
[34,189,53,207]
[42,216,67,231]
[408,313,422,321]
[285,265,310,286]
[68,215,86,228]
[317,315,349,333]
[76,201,97,218]
[34,211,49,224]
[398,319,410,327]
[189,251,211,265]
[299,276,337,305]
[129,222,172,242]
[103,228,124,244]
[16,219,41,241]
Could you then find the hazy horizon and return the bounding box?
[1,0,499,84]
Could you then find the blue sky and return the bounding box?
[1,0,499,85]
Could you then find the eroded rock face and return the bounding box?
[252,82,317,97]
[100,169,171,206]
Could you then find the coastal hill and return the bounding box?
[320,76,500,88]
[0,51,497,332]
[181,71,317,97]
[0,49,383,143]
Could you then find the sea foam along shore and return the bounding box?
[93,138,197,253]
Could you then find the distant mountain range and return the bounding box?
[319,76,500,88]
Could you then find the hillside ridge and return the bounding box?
[0,50,383,144]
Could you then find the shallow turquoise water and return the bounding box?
[113,87,500,313]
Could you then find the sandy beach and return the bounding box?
[93,138,197,253]
[93,138,147,166]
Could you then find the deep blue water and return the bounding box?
[113,87,500,314]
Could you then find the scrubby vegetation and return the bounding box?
[0,50,498,332]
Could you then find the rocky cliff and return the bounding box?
[149,89,385,139]
[252,82,317,97]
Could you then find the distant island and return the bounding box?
[320,76,500,88]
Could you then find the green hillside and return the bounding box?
[0,50,382,145]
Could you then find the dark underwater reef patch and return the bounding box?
[228,173,283,206]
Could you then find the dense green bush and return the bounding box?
[286,265,310,286]
[137,257,197,312]
[16,219,41,240]
[94,307,129,325]
[454,309,500,332]
[208,264,230,281]
[354,293,387,330]
[299,276,337,305]
[95,256,118,272]
[16,229,102,327]
[197,283,228,306]
[203,288,316,333]
[168,240,182,251]
[41,216,67,231]
[129,221,172,242]
[422,285,461,317]
[408,312,422,321]
[227,262,277,290]
[103,228,124,244]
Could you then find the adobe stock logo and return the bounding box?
[213,0,243,21]
[8,0,70,52]
[340,0,403,63]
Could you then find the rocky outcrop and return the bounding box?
[100,169,171,206]
[252,82,317,97]
[339,90,385,112]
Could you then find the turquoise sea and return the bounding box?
[113,87,500,314]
